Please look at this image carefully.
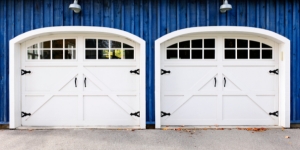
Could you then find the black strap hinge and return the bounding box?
[21,112,31,117]
[269,69,279,75]
[161,111,171,117]
[161,69,171,75]
[130,69,140,75]
[21,69,31,75]
[130,111,140,117]
[269,111,278,117]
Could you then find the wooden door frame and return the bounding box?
[155,26,290,128]
[9,26,146,129]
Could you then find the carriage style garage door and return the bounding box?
[159,35,279,126]
[21,35,142,127]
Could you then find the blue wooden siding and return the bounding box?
[0,0,300,124]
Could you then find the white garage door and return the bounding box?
[160,36,279,126]
[21,36,142,127]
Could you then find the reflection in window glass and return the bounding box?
[237,39,248,48]
[111,41,121,48]
[52,50,63,59]
[40,50,51,59]
[85,39,97,48]
[179,50,190,59]
[98,39,109,48]
[192,39,202,48]
[250,41,260,48]
[65,50,76,59]
[65,39,76,48]
[225,50,235,59]
[250,50,260,59]
[262,50,272,59]
[262,43,272,48]
[192,50,202,59]
[28,50,39,59]
[40,41,51,48]
[204,50,215,59]
[167,50,178,59]
[179,41,190,48]
[124,50,134,59]
[237,50,248,59]
[86,50,96,59]
[98,50,109,59]
[28,44,38,49]
[225,39,235,48]
[110,50,122,59]
[123,43,133,48]
[52,40,63,48]
[204,39,215,48]
[167,43,177,48]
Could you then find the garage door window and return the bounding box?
[85,39,134,60]
[166,39,215,59]
[224,39,272,59]
[27,39,76,60]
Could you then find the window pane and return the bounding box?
[98,39,109,48]
[65,50,76,59]
[52,40,63,48]
[28,50,38,59]
[98,50,109,59]
[250,50,260,59]
[111,41,121,48]
[167,43,178,48]
[28,44,38,49]
[52,50,63,59]
[192,50,202,59]
[237,50,248,59]
[179,50,190,59]
[192,39,202,48]
[167,50,177,59]
[40,50,51,59]
[225,39,235,48]
[237,39,248,48]
[85,39,96,48]
[123,43,133,48]
[40,41,51,48]
[262,50,272,59]
[86,50,96,59]
[179,41,190,48]
[250,41,260,48]
[204,50,215,59]
[111,50,122,59]
[225,50,235,59]
[204,39,215,48]
[262,43,272,48]
[65,39,76,48]
[124,50,134,59]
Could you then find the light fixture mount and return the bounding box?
[220,0,232,13]
[69,0,81,13]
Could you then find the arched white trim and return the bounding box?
[155,26,290,128]
[9,26,146,129]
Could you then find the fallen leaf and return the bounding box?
[285,136,290,139]
[162,127,168,130]
[282,127,285,131]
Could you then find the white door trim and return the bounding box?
[10,26,146,129]
[155,26,290,128]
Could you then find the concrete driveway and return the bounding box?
[0,128,300,150]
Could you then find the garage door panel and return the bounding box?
[118,95,139,111]
[25,67,77,92]
[83,78,102,92]
[162,96,217,125]
[222,76,241,92]
[59,76,79,92]
[85,67,138,91]
[199,76,218,92]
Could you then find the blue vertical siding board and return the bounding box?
[130,0,134,33]
[113,0,121,29]
[0,0,4,123]
[260,0,266,29]
[169,0,177,32]
[83,0,91,26]
[63,0,72,26]
[103,0,111,27]
[208,0,217,26]
[179,0,187,29]
[124,0,131,32]
[133,0,140,36]
[247,0,256,27]
[159,0,167,36]
[53,0,63,26]
[33,0,43,28]
[198,0,206,26]
[92,0,101,26]
[276,0,285,35]
[189,0,197,27]
[43,0,52,27]
[237,0,246,26]
[268,0,276,31]
[14,0,22,36]
[228,0,237,26]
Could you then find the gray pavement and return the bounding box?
[0,128,300,150]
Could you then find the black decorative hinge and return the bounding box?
[161,111,171,117]
[130,111,140,117]
[269,111,278,117]
[269,69,279,75]
[130,69,140,75]
[161,69,171,75]
[21,112,31,117]
[21,69,31,75]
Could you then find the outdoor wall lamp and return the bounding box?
[69,0,81,13]
[220,0,232,13]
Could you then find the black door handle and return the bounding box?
[84,77,86,87]
[214,77,216,87]
[224,77,226,87]
[75,77,77,87]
